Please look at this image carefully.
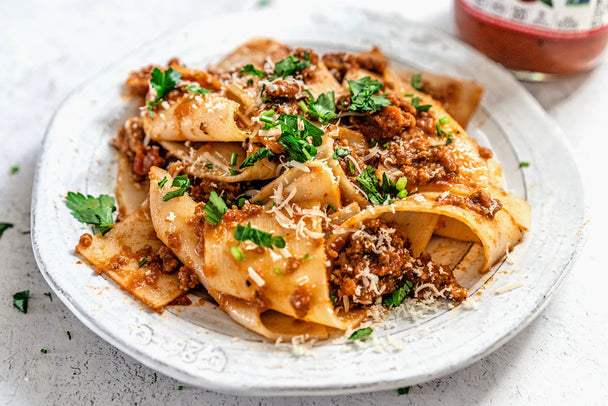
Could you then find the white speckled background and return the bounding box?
[1,0,606,404]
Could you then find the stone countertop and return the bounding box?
[1,0,606,404]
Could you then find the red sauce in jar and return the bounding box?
[455,0,608,76]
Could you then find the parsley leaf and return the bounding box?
[66,192,116,235]
[40,348,47,354]
[355,166,385,205]
[274,53,310,77]
[162,174,190,201]
[519,161,530,168]
[157,177,168,188]
[240,64,265,78]
[229,169,241,176]
[203,191,228,225]
[332,146,351,160]
[303,90,337,122]
[10,165,19,174]
[278,134,316,162]
[397,386,411,395]
[348,327,373,340]
[234,222,285,249]
[383,280,413,307]
[0,223,14,239]
[44,292,52,302]
[411,97,432,112]
[138,258,148,268]
[231,246,246,260]
[411,73,425,92]
[240,147,276,169]
[273,268,282,275]
[146,67,181,118]
[13,290,29,313]
[185,84,212,95]
[347,77,391,112]
[204,163,213,169]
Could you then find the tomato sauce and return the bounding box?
[455,0,608,77]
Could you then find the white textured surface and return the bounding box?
[0,0,606,404]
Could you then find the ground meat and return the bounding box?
[437,190,503,218]
[478,146,493,159]
[168,295,192,306]
[157,246,180,273]
[327,218,467,307]
[350,94,417,141]
[133,144,165,177]
[178,266,200,291]
[125,65,155,97]
[289,285,312,318]
[78,233,93,248]
[263,79,303,99]
[188,178,249,203]
[383,128,458,188]
[221,203,263,223]
[322,47,388,82]
[285,256,303,273]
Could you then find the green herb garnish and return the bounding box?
[157,177,168,188]
[348,327,373,340]
[327,205,337,213]
[44,292,52,302]
[203,191,228,225]
[66,192,116,235]
[383,280,414,307]
[231,246,246,260]
[411,73,424,92]
[138,258,148,268]
[67,331,72,340]
[303,90,337,122]
[0,223,14,239]
[273,268,282,275]
[162,174,190,201]
[13,290,29,313]
[332,146,351,160]
[10,166,19,174]
[146,67,181,118]
[519,161,530,167]
[397,386,410,395]
[347,77,391,112]
[303,253,312,260]
[178,385,184,390]
[411,97,432,112]
[230,152,239,166]
[329,291,337,307]
[40,349,47,354]
[185,84,212,95]
[240,64,265,78]
[234,222,285,249]
[229,168,241,176]
[274,53,310,78]
[355,166,385,205]
[204,163,213,169]
[240,147,276,169]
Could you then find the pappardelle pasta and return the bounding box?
[72,39,530,340]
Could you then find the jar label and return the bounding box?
[458,0,608,37]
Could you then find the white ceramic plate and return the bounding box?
[31,7,586,395]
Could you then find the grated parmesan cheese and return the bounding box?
[247,267,265,287]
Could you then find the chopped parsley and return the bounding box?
[273,268,282,275]
[231,246,246,260]
[229,168,241,176]
[439,116,450,125]
[157,177,168,188]
[0,223,14,239]
[10,165,19,174]
[347,77,391,112]
[411,96,432,112]
[185,84,212,95]
[204,163,213,170]
[13,290,29,313]
[327,204,337,213]
[40,349,47,354]
[329,291,337,307]
[356,166,407,204]
[162,174,190,201]
[303,253,312,260]
[138,258,148,268]
[234,222,285,249]
[146,67,181,118]
[178,385,184,390]
[348,327,373,340]
[66,192,116,235]
[397,386,411,395]
[67,331,72,340]
[519,161,530,168]
[347,160,356,174]
[274,53,310,78]
[332,146,351,160]
[203,191,228,225]
[383,280,413,307]
[302,90,337,122]
[240,64,265,78]
[411,73,425,92]
[230,152,239,166]
[355,166,384,205]
[44,292,53,302]
[240,147,276,169]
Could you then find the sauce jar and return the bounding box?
[455,0,608,80]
